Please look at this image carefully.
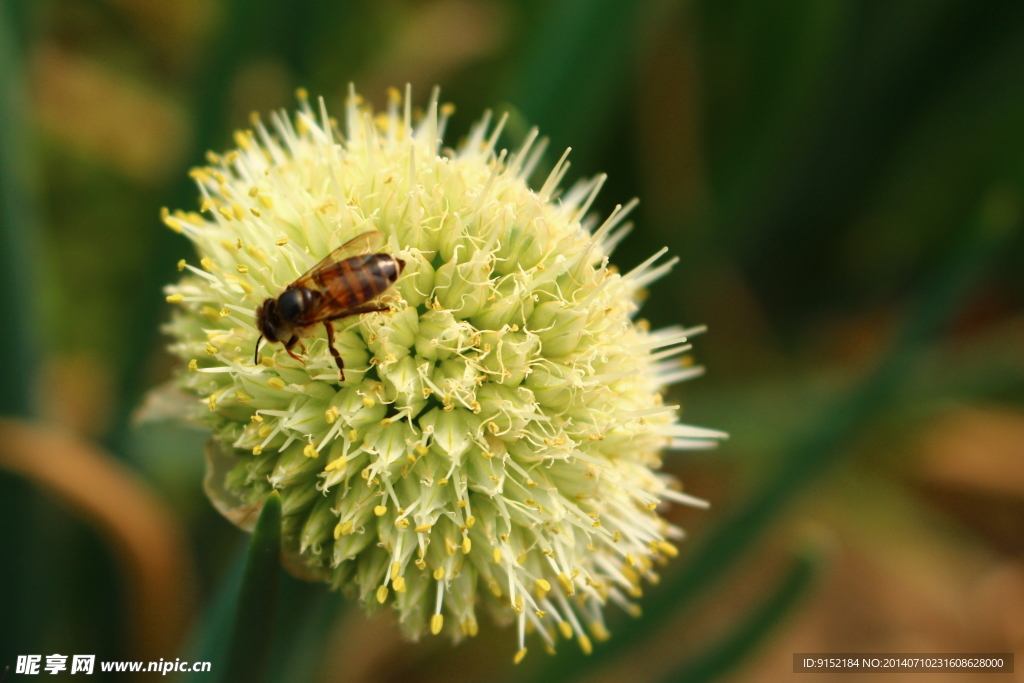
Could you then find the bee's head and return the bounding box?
[255,298,283,343]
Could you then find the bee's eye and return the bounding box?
[277,289,306,320]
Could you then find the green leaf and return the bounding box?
[224,492,283,683]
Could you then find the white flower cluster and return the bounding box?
[162,86,723,662]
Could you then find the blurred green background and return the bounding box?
[3,0,1024,681]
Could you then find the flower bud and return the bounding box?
[394,248,435,308]
[478,330,538,386]
[379,355,428,415]
[471,275,535,331]
[528,301,588,358]
[415,309,468,361]
[434,250,491,319]
[524,361,579,411]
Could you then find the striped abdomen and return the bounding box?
[313,254,403,311]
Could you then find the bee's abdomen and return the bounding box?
[319,254,400,310]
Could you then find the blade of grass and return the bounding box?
[503,0,659,168]
[181,543,248,683]
[660,544,821,683]
[0,0,44,670]
[264,577,343,683]
[0,0,40,418]
[224,491,282,683]
[526,185,1018,683]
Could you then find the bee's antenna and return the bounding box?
[254,335,263,365]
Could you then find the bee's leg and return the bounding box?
[323,321,345,381]
[284,336,306,364]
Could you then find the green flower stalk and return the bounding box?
[162,86,724,662]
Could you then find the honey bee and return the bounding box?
[255,231,405,380]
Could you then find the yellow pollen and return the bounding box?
[250,207,261,217]
[493,548,502,563]
[433,567,445,580]
[177,259,186,271]
[250,414,263,423]
[333,520,353,538]
[374,505,387,517]
[275,237,288,246]
[205,343,217,355]
[188,359,198,371]
[325,407,338,423]
[303,444,318,458]
[558,573,575,595]
[236,264,249,274]
[535,578,551,593]
[258,194,273,209]
[414,524,431,533]
[361,396,375,408]
[657,541,679,557]
[415,445,429,456]
[430,614,443,635]
[393,576,406,593]
[613,530,622,543]
[257,425,272,438]
[465,515,476,528]
[590,621,611,641]
[261,356,275,367]
[166,293,184,303]
[251,446,262,455]
[578,635,593,655]
[200,258,214,272]
[462,537,471,554]
[348,429,359,441]
[647,502,658,511]
[558,622,573,639]
[219,308,229,317]
[325,455,347,472]
[438,478,448,486]
[626,553,636,567]
[218,207,233,221]
[513,648,527,665]
[235,390,251,402]
[267,378,286,390]
[489,581,502,597]
[376,585,388,604]
[456,500,467,508]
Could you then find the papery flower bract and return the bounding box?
[162,86,724,661]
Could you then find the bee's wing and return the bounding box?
[290,231,383,288]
